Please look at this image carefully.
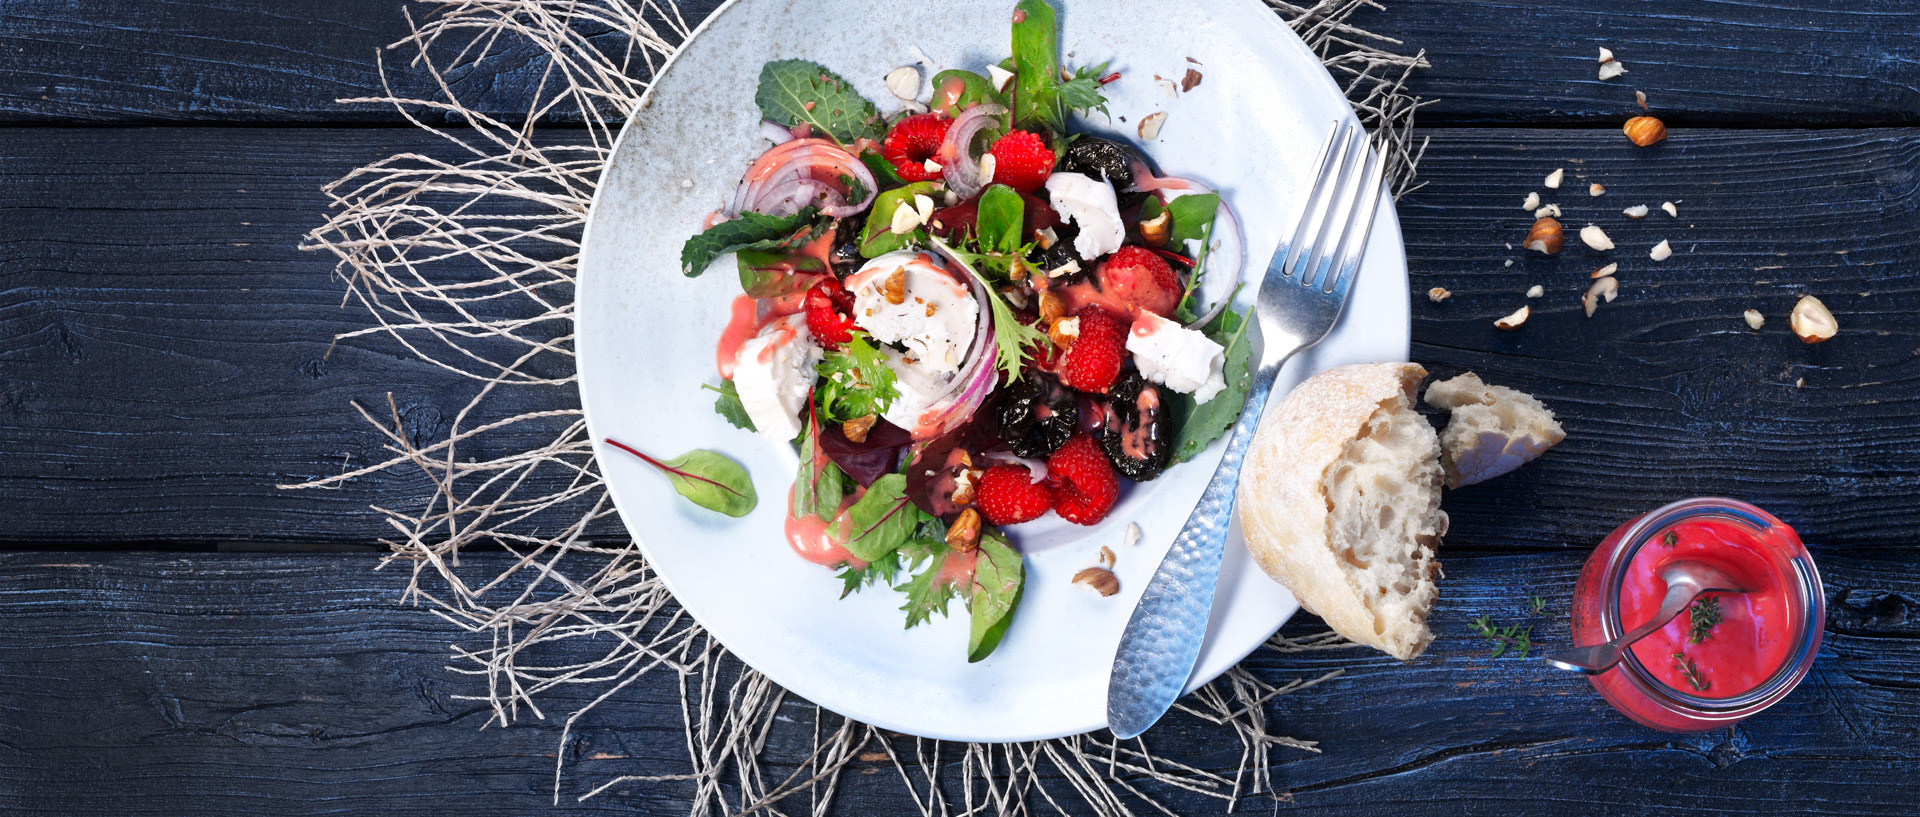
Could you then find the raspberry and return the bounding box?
[1046,434,1119,525]
[1095,246,1181,318]
[804,276,856,349]
[882,113,952,183]
[1057,306,1127,393]
[974,464,1053,526]
[987,130,1056,193]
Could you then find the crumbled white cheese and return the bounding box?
[733,314,821,444]
[1125,311,1226,403]
[848,251,978,373]
[1045,172,1125,260]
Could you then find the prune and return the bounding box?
[1059,136,1137,190]
[828,216,866,277]
[997,372,1079,458]
[1100,370,1172,481]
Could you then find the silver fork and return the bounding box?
[1106,120,1386,739]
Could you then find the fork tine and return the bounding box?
[1296,124,1368,291]
[1324,134,1387,298]
[1277,121,1352,284]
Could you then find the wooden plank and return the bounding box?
[0,0,1915,125]
[5,126,1919,550]
[0,549,1910,814]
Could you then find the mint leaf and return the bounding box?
[792,422,845,521]
[1057,63,1112,120]
[702,381,756,431]
[756,59,885,145]
[681,208,822,277]
[967,530,1025,662]
[604,439,758,518]
[815,333,899,423]
[859,181,939,258]
[841,473,925,563]
[976,184,1025,255]
[737,250,827,298]
[1169,307,1253,463]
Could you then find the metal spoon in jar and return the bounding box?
[1543,560,1748,675]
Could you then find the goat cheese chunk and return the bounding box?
[1044,172,1124,260]
[877,346,956,435]
[1126,311,1226,404]
[732,314,821,443]
[847,251,978,374]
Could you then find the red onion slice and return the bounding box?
[760,119,798,146]
[1123,161,1248,328]
[910,263,999,440]
[937,104,1007,200]
[729,138,878,219]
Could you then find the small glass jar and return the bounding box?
[1570,497,1824,732]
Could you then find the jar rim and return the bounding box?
[1596,497,1824,721]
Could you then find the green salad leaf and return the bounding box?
[792,422,845,521]
[604,438,757,518]
[975,184,1025,255]
[681,207,823,277]
[702,381,755,432]
[967,531,1025,662]
[896,536,961,628]
[1168,306,1253,463]
[736,250,826,298]
[815,333,899,423]
[930,69,1007,114]
[840,474,927,563]
[1009,0,1108,132]
[755,59,885,145]
[859,181,940,258]
[1165,192,1221,251]
[929,235,1048,382]
[860,148,907,190]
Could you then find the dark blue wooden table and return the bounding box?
[2,1,1917,814]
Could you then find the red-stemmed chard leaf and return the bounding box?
[605,438,757,518]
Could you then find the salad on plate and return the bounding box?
[671,0,1251,661]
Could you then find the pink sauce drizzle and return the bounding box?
[715,295,761,379]
[936,549,979,589]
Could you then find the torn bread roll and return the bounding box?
[1237,363,1447,660]
[1423,373,1565,488]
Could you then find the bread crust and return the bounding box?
[1236,362,1439,660]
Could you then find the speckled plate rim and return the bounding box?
[575,0,1410,741]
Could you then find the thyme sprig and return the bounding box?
[1528,595,1550,616]
[1687,594,1722,644]
[1672,652,1711,691]
[1470,615,1533,659]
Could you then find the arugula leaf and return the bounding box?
[792,422,845,521]
[896,537,961,628]
[975,184,1025,255]
[1168,306,1253,463]
[837,549,901,598]
[604,438,758,518]
[859,181,940,258]
[930,236,1049,382]
[815,333,899,423]
[681,208,822,277]
[755,59,884,145]
[736,250,826,298]
[967,531,1025,662]
[840,473,926,563]
[1165,193,1221,251]
[929,69,1007,114]
[702,382,756,432]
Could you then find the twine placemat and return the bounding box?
[293,1,1427,812]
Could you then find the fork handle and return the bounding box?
[1105,346,1291,739]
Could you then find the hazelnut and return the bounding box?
[1522,191,1541,211]
[1579,224,1615,252]
[1138,111,1167,141]
[1525,218,1564,254]
[1623,204,1649,218]
[885,65,921,101]
[1584,277,1618,317]
[946,508,983,551]
[1494,305,1530,330]
[1139,210,1171,247]
[841,414,877,444]
[1427,287,1452,303]
[1743,309,1766,330]
[1649,239,1673,261]
[1589,183,1606,197]
[1591,262,1618,279]
[1037,290,1067,323]
[1545,168,1564,189]
[883,267,907,304]
[1072,567,1120,597]
[1526,284,1544,299]
[1790,295,1837,343]
[1624,116,1667,147]
[950,466,982,506]
[1049,315,1081,348]
[1098,546,1117,569]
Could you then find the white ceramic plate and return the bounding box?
[576,0,1409,741]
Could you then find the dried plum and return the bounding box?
[828,216,866,277]
[1059,136,1137,190]
[1100,370,1172,481]
[997,372,1078,458]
